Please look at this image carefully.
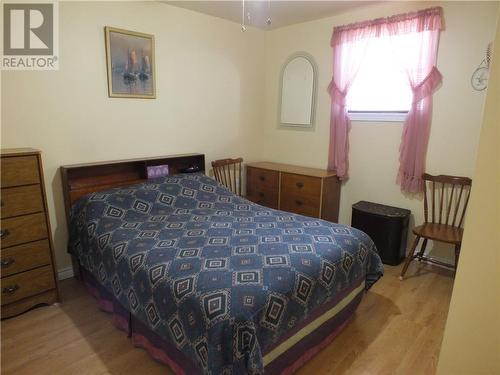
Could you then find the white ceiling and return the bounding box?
[164,1,373,30]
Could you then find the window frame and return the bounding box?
[348,110,408,122]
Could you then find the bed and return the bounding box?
[62,153,383,375]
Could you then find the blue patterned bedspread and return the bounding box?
[68,173,383,374]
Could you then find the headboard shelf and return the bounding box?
[61,153,204,169]
[61,153,205,220]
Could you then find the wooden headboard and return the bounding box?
[60,153,205,221]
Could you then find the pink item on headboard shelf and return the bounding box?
[147,164,169,179]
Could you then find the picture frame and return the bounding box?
[105,26,156,99]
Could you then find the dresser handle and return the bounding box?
[0,229,10,239]
[296,182,304,188]
[295,200,303,206]
[2,284,19,295]
[259,192,264,198]
[1,258,15,268]
[259,176,266,182]
[0,200,4,207]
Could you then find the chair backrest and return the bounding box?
[211,157,243,196]
[422,173,472,228]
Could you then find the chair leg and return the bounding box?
[416,238,428,261]
[454,244,461,275]
[400,236,420,280]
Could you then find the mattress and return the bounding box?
[68,173,383,374]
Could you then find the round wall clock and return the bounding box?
[471,66,489,91]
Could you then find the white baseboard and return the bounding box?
[58,267,74,280]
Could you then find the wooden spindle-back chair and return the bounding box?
[211,158,243,196]
[400,173,472,279]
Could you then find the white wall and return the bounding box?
[261,1,499,259]
[1,1,497,273]
[437,10,499,374]
[1,1,265,272]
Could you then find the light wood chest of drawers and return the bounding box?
[1,148,59,318]
[246,162,341,222]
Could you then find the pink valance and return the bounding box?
[331,7,443,46]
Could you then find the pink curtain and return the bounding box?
[327,28,372,179]
[328,7,443,192]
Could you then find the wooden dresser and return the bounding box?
[246,162,341,222]
[1,148,59,319]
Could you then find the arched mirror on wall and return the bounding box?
[279,52,318,129]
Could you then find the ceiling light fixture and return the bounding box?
[266,0,272,26]
[241,0,271,31]
[241,0,246,32]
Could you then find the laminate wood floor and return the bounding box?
[1,263,454,375]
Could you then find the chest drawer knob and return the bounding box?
[0,200,4,207]
[0,229,10,239]
[2,284,19,295]
[259,192,264,198]
[296,182,304,188]
[295,200,303,206]
[259,176,266,181]
[1,258,15,268]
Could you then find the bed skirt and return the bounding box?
[80,268,363,374]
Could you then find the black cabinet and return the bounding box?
[351,201,411,266]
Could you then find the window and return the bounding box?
[328,6,443,189]
[347,34,415,122]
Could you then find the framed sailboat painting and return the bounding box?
[105,27,156,98]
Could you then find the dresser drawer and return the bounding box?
[1,213,48,249]
[1,185,44,219]
[1,265,55,305]
[246,189,279,209]
[1,156,40,188]
[245,162,340,223]
[1,240,51,277]
[281,173,321,198]
[247,167,279,190]
[280,193,320,218]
